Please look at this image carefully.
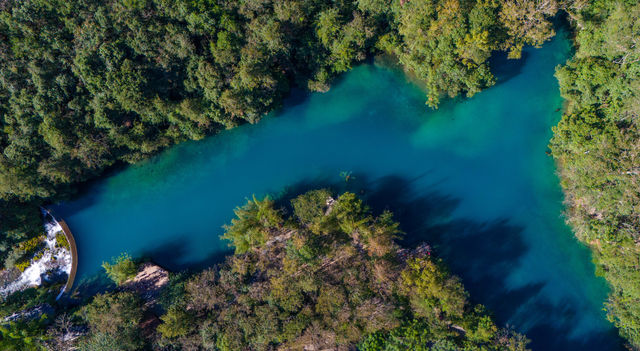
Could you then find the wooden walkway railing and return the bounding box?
[57,219,78,293]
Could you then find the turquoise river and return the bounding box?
[53,30,623,349]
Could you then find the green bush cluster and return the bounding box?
[13,261,31,273]
[102,253,138,285]
[80,291,145,351]
[0,283,64,351]
[0,317,51,351]
[0,201,41,270]
[5,236,45,272]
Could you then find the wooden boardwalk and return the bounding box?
[57,219,78,293]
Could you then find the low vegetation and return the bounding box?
[102,253,138,285]
[5,236,45,272]
[54,232,69,250]
[0,283,63,350]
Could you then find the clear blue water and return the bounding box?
[53,30,622,349]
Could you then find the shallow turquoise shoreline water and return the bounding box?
[54,30,622,349]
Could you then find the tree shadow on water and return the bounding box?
[139,237,232,273]
[366,175,622,351]
[523,298,623,351]
[362,176,535,320]
[67,271,115,304]
[489,50,529,87]
[429,218,620,350]
[278,174,621,351]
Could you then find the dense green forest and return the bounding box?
[1,0,640,349]
[549,0,640,347]
[0,191,530,350]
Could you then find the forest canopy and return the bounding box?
[0,190,530,350]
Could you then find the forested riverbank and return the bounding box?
[0,0,639,349]
[3,191,531,350]
[0,0,556,261]
[549,0,640,346]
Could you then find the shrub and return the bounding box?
[19,236,45,254]
[222,196,283,254]
[4,248,25,271]
[5,236,46,271]
[291,189,333,228]
[157,304,195,339]
[102,253,138,285]
[15,260,31,272]
[54,232,69,249]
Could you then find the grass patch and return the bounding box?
[15,260,31,272]
[7,236,46,272]
[19,236,45,255]
[55,231,70,250]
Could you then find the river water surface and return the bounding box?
[53,30,622,350]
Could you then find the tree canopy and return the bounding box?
[152,191,528,350]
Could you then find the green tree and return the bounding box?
[499,0,559,58]
[0,318,49,351]
[81,292,144,351]
[400,257,468,319]
[222,195,283,253]
[102,253,137,285]
[157,304,195,339]
[388,0,499,107]
[291,188,333,229]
